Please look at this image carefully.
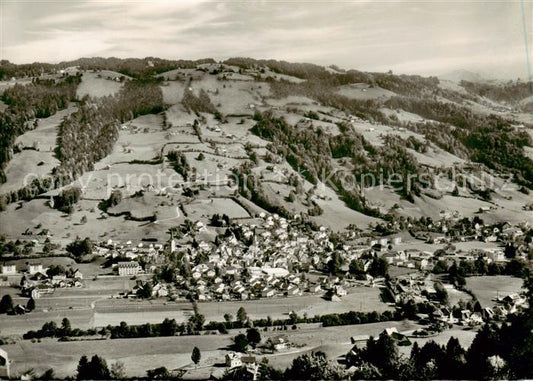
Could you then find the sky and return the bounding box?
[1,0,532,79]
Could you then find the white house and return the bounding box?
[73,269,83,279]
[268,336,287,351]
[1,265,16,275]
[28,264,44,275]
[225,352,242,368]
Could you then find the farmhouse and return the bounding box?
[225,352,242,368]
[117,261,142,276]
[1,264,16,275]
[73,269,84,279]
[28,264,44,275]
[268,336,287,351]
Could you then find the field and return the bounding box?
[447,288,473,306]
[310,183,382,231]
[160,81,187,104]
[466,275,524,308]
[0,105,77,193]
[183,198,250,219]
[398,326,478,357]
[0,283,390,339]
[2,319,484,378]
[1,320,421,378]
[336,83,396,100]
[197,286,391,323]
[0,198,175,243]
[76,72,123,98]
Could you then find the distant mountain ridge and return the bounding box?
[439,69,489,83]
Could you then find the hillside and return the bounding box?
[0,57,531,242]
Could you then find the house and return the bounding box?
[28,264,44,275]
[262,288,275,298]
[287,287,300,296]
[392,236,402,245]
[117,261,141,276]
[0,264,16,275]
[484,249,505,262]
[334,285,347,296]
[225,352,242,368]
[152,283,169,297]
[31,284,54,299]
[73,269,83,279]
[14,304,26,315]
[268,336,287,351]
[0,348,10,379]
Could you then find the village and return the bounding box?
[1,212,528,322]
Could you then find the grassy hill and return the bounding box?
[0,57,531,241]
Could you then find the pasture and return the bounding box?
[197,286,391,323]
[466,275,524,308]
[0,105,77,194]
[336,83,395,100]
[1,320,422,377]
[183,198,250,219]
[76,72,122,98]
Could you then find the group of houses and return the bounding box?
[0,262,84,299]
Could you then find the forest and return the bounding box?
[250,111,424,217]
[0,78,164,206]
[54,79,164,181]
[0,75,81,183]
[0,57,216,80]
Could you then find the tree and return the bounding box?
[285,351,346,380]
[369,257,389,278]
[66,237,94,259]
[224,313,233,323]
[246,327,261,348]
[77,356,89,380]
[136,282,153,299]
[189,311,205,332]
[26,297,35,311]
[349,259,365,279]
[434,282,449,305]
[465,324,498,379]
[504,243,517,259]
[236,306,248,325]
[61,317,71,336]
[106,190,122,209]
[46,264,65,277]
[40,368,55,380]
[110,361,126,379]
[361,333,398,378]
[440,336,465,379]
[146,367,170,379]
[191,346,201,365]
[160,318,178,336]
[0,294,13,314]
[327,252,343,275]
[233,333,249,352]
[77,355,110,380]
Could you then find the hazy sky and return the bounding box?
[1,0,532,78]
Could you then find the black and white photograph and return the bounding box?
[0,0,532,379]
